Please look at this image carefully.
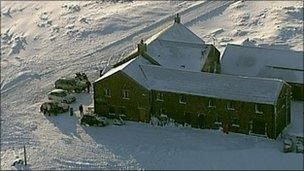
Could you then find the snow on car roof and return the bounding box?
[50,89,67,93]
[221,44,304,84]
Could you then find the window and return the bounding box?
[123,90,130,99]
[255,104,263,114]
[179,95,186,104]
[208,99,215,108]
[231,116,240,127]
[214,113,222,125]
[226,101,235,111]
[156,92,164,101]
[105,88,110,97]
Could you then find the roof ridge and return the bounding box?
[141,64,285,84]
[227,43,303,54]
[138,64,148,81]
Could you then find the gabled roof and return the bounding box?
[140,65,284,105]
[146,22,205,45]
[221,44,304,84]
[144,23,209,71]
[96,59,285,104]
[94,56,152,89]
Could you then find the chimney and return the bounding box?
[174,13,181,24]
[137,39,147,53]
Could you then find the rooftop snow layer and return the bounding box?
[145,22,208,71]
[96,57,284,104]
[94,56,152,89]
[140,65,284,104]
[146,22,205,45]
[221,44,304,84]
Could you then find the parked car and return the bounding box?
[47,89,76,103]
[80,115,104,127]
[11,158,24,166]
[113,117,125,126]
[55,78,87,93]
[55,73,88,93]
[98,116,109,126]
[283,138,293,153]
[40,101,69,115]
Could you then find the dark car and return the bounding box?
[55,78,86,93]
[40,101,69,115]
[80,115,104,127]
[113,117,125,126]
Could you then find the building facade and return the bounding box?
[93,14,293,139]
[94,59,291,139]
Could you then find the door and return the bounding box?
[138,108,149,122]
[198,114,206,128]
[184,112,192,127]
[252,119,266,135]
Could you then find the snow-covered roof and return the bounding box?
[221,44,304,84]
[95,58,285,104]
[146,22,205,45]
[144,22,208,71]
[140,65,284,104]
[94,56,152,89]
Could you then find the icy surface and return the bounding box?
[1,1,303,170]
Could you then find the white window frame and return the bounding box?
[231,116,240,127]
[105,88,111,97]
[123,90,130,100]
[226,101,235,111]
[255,104,263,114]
[156,92,164,102]
[179,95,186,104]
[208,99,215,108]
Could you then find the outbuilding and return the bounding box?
[221,44,304,100]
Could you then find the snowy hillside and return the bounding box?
[1,1,303,170]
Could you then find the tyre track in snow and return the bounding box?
[1,1,235,169]
[2,0,234,92]
[59,0,234,72]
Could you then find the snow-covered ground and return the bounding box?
[1,1,303,170]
